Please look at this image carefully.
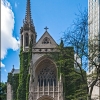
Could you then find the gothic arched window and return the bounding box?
[42,37,51,44]
[25,33,29,46]
[21,35,23,46]
[38,63,56,87]
[31,35,34,45]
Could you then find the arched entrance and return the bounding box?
[32,56,62,100]
[37,95,54,100]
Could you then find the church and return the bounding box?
[7,0,64,100]
[6,0,84,100]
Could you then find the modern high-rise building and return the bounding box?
[88,0,100,72]
[88,0,100,38]
[88,0,100,99]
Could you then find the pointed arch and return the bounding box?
[34,56,57,87]
[21,35,23,46]
[34,55,57,71]
[25,33,29,46]
[31,34,34,45]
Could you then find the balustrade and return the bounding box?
[33,81,62,100]
[34,86,59,92]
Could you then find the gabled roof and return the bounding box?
[34,31,58,48]
[11,68,20,75]
[12,69,20,74]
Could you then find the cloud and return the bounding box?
[0,62,5,67]
[4,69,7,72]
[15,2,17,8]
[1,0,20,67]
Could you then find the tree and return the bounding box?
[0,82,7,100]
[7,69,19,100]
[59,40,87,100]
[62,9,100,100]
[50,39,87,100]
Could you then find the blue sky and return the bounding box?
[1,0,87,82]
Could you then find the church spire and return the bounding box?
[20,0,37,50]
[21,0,36,32]
[25,0,32,24]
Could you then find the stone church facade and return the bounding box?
[28,30,63,100]
[7,0,64,100]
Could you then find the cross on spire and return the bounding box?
[44,26,49,32]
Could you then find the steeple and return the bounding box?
[22,0,35,30]
[20,0,37,51]
[25,0,32,24]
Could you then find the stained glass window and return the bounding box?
[38,65,56,86]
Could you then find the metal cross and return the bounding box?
[44,26,49,31]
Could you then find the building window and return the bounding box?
[38,65,56,86]
[21,35,23,46]
[25,33,29,46]
[31,35,34,45]
[42,37,51,44]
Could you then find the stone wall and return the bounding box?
[7,83,12,100]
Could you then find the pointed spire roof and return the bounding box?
[25,0,32,24]
[20,0,36,33]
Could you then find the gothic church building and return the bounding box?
[7,0,65,100]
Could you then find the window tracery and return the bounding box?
[38,65,56,86]
[42,37,51,44]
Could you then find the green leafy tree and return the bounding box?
[12,74,19,100]
[0,82,7,100]
[63,9,100,100]
[7,71,19,100]
[50,39,87,100]
[17,41,32,100]
[59,40,87,99]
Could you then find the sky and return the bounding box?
[1,0,88,82]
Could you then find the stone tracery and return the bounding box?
[38,65,56,86]
[42,37,51,44]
